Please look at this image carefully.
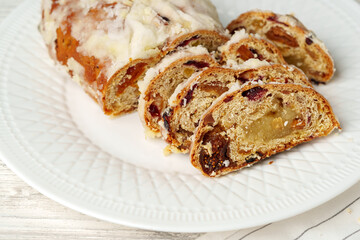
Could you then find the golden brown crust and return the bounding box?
[227,11,334,83]
[190,83,340,177]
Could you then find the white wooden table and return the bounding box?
[0,1,359,239]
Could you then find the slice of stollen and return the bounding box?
[191,83,340,177]
[227,10,335,83]
[138,46,218,137]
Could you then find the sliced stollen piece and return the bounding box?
[138,46,218,137]
[40,0,228,116]
[227,10,335,83]
[219,29,286,65]
[191,83,340,177]
[161,61,311,153]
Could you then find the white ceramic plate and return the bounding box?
[1,0,360,233]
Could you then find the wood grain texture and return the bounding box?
[0,1,202,239]
[0,161,202,239]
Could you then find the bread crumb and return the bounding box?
[346,208,352,214]
[163,145,184,156]
[163,145,173,156]
[357,217,360,225]
[144,129,161,139]
[268,161,274,165]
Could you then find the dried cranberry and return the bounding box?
[181,84,198,106]
[223,95,234,103]
[184,61,210,69]
[242,86,268,101]
[307,115,312,124]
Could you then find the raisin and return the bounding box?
[160,15,170,24]
[310,78,325,85]
[178,35,200,48]
[305,37,313,45]
[184,61,210,69]
[162,109,172,131]
[245,156,257,163]
[266,26,299,47]
[242,86,268,101]
[245,152,263,164]
[249,48,264,60]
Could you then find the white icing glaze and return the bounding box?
[225,58,271,70]
[40,0,224,84]
[218,29,264,55]
[277,15,299,27]
[218,29,249,53]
